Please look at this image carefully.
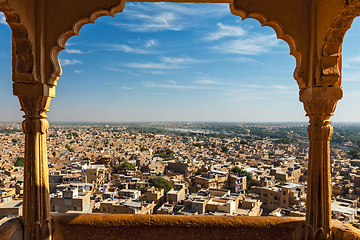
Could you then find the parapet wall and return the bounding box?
[52,214,306,240]
[2,214,360,240]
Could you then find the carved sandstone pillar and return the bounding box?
[300,86,342,240]
[14,83,54,240]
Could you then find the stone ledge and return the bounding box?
[2,214,360,240]
[52,213,306,240]
[332,219,360,240]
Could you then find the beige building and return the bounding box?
[235,199,262,216]
[100,199,156,214]
[193,171,228,190]
[261,182,306,211]
[86,165,108,186]
[0,199,23,218]
[118,189,141,200]
[166,184,186,204]
[139,187,164,210]
[50,187,91,213]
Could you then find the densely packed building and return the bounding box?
[1,123,359,227]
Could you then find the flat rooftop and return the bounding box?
[0,200,22,208]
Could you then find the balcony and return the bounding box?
[1,0,360,239]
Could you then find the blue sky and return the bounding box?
[0,3,360,122]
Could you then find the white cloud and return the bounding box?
[110,3,229,32]
[0,13,6,25]
[165,80,177,85]
[114,12,182,32]
[122,87,132,90]
[342,71,360,82]
[125,62,184,69]
[60,59,82,66]
[194,79,221,84]
[205,23,246,41]
[74,70,83,73]
[234,57,264,65]
[131,2,228,16]
[244,84,290,90]
[161,56,198,64]
[145,70,167,75]
[104,66,126,72]
[103,66,141,76]
[204,23,281,55]
[212,33,280,55]
[273,85,290,90]
[225,85,296,102]
[144,39,157,48]
[125,56,200,69]
[65,49,89,54]
[143,81,213,90]
[108,44,155,54]
[99,41,158,54]
[349,55,360,62]
[65,40,88,46]
[343,55,360,68]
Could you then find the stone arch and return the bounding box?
[48,0,125,86]
[0,2,35,83]
[318,1,360,88]
[229,0,306,89]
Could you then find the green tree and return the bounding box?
[65,144,74,152]
[236,159,246,163]
[221,146,229,152]
[14,157,24,167]
[166,149,174,155]
[151,176,172,194]
[230,166,253,192]
[118,161,135,171]
[11,139,19,143]
[340,172,350,181]
[348,149,360,159]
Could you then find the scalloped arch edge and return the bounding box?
[229,0,306,90]
[49,0,126,86]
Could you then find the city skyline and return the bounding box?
[1,3,360,123]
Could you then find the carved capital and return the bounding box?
[14,83,54,134]
[17,95,51,134]
[307,125,333,141]
[303,99,338,125]
[300,86,342,125]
